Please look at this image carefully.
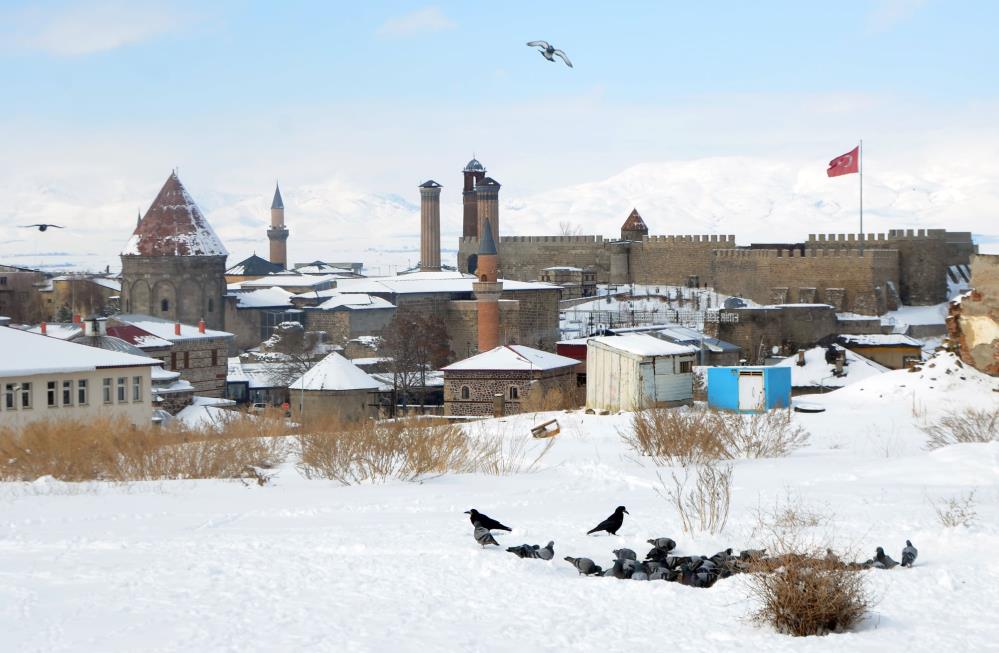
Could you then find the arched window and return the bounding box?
[460,386,470,400]
[480,275,488,282]
[509,386,519,400]
[160,299,169,312]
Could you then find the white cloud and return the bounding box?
[375,6,455,38]
[866,0,928,32]
[4,2,186,56]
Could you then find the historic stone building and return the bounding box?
[120,172,228,330]
[947,254,999,375]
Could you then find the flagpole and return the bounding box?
[859,138,864,253]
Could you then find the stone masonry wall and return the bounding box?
[121,255,228,330]
[629,235,737,287]
[947,254,999,375]
[443,367,575,417]
[710,305,839,363]
[153,335,231,397]
[458,235,610,282]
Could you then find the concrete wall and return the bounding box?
[0,366,153,429]
[947,254,999,375]
[121,255,227,330]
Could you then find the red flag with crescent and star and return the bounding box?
[827,146,860,177]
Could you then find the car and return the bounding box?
[251,402,267,412]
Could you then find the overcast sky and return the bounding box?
[1,1,997,268]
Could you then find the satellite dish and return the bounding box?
[771,346,780,355]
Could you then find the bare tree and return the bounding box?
[379,310,452,415]
[558,220,582,236]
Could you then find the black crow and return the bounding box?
[586,506,628,535]
[465,509,512,532]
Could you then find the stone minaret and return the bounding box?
[473,219,503,352]
[475,176,501,248]
[462,158,485,238]
[419,180,442,271]
[267,182,289,269]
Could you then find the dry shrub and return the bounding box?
[655,461,732,535]
[921,407,999,449]
[520,385,581,413]
[295,416,554,484]
[0,413,288,482]
[748,556,870,636]
[625,406,808,464]
[930,490,978,528]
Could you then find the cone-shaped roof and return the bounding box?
[122,172,228,257]
[479,218,497,255]
[621,208,648,232]
[271,182,284,210]
[419,179,442,189]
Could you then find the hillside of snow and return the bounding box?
[2,157,996,273]
[2,352,998,651]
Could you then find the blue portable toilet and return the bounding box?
[706,366,791,413]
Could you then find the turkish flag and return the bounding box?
[827,146,859,177]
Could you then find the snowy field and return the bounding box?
[2,353,998,652]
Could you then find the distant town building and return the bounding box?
[585,334,698,412]
[288,352,380,422]
[538,266,597,299]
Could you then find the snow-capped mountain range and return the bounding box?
[3,157,997,274]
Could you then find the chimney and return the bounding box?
[835,352,845,375]
[72,313,82,325]
[419,180,442,272]
[198,319,206,334]
[796,349,805,366]
[40,321,47,336]
[174,322,182,336]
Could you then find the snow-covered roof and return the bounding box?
[106,324,175,349]
[91,277,122,292]
[0,326,161,377]
[543,266,585,272]
[114,315,233,341]
[227,358,288,389]
[239,273,340,289]
[773,346,888,389]
[334,270,558,296]
[442,345,579,372]
[313,293,394,311]
[122,172,228,257]
[233,287,295,309]
[589,334,699,357]
[26,323,82,340]
[289,352,380,391]
[838,333,922,347]
[226,254,283,277]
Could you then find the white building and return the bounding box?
[586,334,699,412]
[0,326,161,428]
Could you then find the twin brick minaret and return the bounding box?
[267,183,289,269]
[419,180,442,272]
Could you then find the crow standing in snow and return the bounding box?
[901,540,918,567]
[473,523,500,548]
[526,41,573,68]
[465,509,512,532]
[586,506,629,535]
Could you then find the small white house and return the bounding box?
[586,334,699,412]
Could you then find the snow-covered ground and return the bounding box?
[2,353,998,652]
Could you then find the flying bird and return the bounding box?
[473,523,500,548]
[901,540,918,568]
[20,224,64,232]
[526,41,573,68]
[586,505,629,536]
[465,509,512,532]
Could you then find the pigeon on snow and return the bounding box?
[613,548,638,561]
[526,41,573,68]
[536,541,555,561]
[587,506,629,536]
[506,544,539,559]
[564,556,603,576]
[874,546,899,569]
[901,540,918,568]
[473,523,500,548]
[647,537,677,552]
[465,509,512,532]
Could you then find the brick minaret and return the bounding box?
[419,180,442,271]
[267,182,289,269]
[475,176,501,248]
[462,158,485,238]
[473,219,503,352]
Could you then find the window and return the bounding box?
[117,377,126,403]
[78,379,88,405]
[62,380,73,406]
[509,386,519,400]
[160,299,169,312]
[211,349,218,366]
[132,376,143,402]
[170,352,177,370]
[183,351,190,368]
[102,378,113,404]
[679,360,692,374]
[20,382,32,409]
[0,276,6,285]
[47,381,57,407]
[4,384,15,410]
[460,386,470,400]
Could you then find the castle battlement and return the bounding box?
[459,235,606,245]
[807,228,948,243]
[643,234,736,244]
[713,248,897,260]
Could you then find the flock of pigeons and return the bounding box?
[466,507,918,588]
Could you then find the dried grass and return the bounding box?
[921,407,999,449]
[930,490,978,528]
[520,385,582,414]
[655,461,732,535]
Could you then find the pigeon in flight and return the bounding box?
[465,509,512,532]
[473,523,500,548]
[586,506,629,536]
[20,224,64,232]
[526,41,573,68]
[901,540,918,568]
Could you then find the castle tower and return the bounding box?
[419,180,442,272]
[462,158,486,238]
[473,219,503,352]
[621,208,648,241]
[120,171,228,330]
[267,182,289,269]
[475,176,501,247]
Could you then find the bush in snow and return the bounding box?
[655,461,732,535]
[921,407,999,449]
[930,490,978,529]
